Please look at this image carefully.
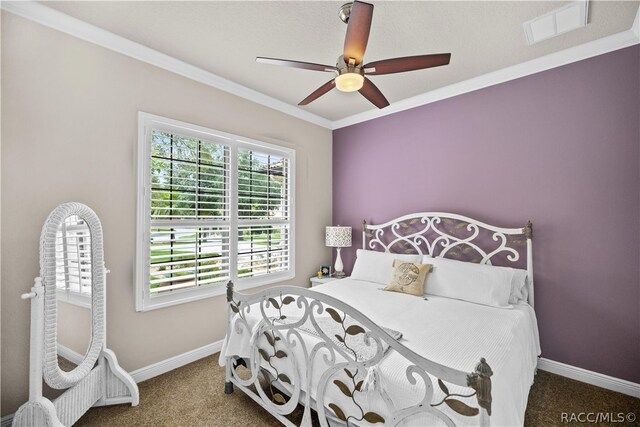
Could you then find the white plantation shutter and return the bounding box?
[237,149,291,279]
[148,130,231,295]
[150,131,229,221]
[237,149,290,221]
[137,113,295,311]
[237,224,291,278]
[56,215,92,296]
[149,226,231,294]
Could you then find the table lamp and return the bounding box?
[325,226,352,278]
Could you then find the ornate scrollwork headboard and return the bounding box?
[362,212,534,307]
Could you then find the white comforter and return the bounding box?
[220,278,541,426]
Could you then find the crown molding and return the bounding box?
[0,1,333,129]
[332,24,640,129]
[2,1,638,132]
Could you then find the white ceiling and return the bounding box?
[42,1,640,122]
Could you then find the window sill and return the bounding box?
[57,289,92,309]
[136,271,296,312]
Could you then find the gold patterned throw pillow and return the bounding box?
[384,260,433,296]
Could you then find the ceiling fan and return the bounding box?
[256,1,451,109]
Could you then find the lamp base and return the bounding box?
[334,247,345,278]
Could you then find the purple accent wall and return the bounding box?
[333,45,640,383]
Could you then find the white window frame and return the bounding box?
[136,112,296,311]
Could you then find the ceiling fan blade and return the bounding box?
[343,1,374,65]
[256,57,336,72]
[359,78,389,109]
[364,53,451,75]
[299,80,336,105]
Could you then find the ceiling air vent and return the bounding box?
[523,0,589,45]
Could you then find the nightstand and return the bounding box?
[309,276,347,287]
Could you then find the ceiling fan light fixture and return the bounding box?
[335,71,364,92]
[257,0,449,109]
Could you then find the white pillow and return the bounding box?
[421,255,529,305]
[421,256,513,307]
[509,268,529,305]
[351,249,422,285]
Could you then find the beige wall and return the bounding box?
[0,12,332,416]
[57,302,92,356]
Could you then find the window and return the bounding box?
[56,215,92,308]
[136,113,295,311]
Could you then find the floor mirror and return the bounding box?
[13,202,138,427]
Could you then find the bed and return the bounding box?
[220,212,540,426]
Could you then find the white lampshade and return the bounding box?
[325,226,352,248]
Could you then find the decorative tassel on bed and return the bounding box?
[361,366,384,393]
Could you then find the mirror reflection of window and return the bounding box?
[55,215,92,301]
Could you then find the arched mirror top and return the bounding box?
[40,202,106,389]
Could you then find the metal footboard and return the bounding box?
[223,281,492,427]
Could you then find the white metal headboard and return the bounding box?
[362,212,534,307]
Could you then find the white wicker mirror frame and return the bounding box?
[41,202,105,389]
[13,202,139,427]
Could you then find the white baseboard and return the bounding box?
[3,348,637,424]
[57,343,85,365]
[538,357,640,398]
[59,340,224,384]
[1,414,14,427]
[1,340,224,425]
[130,340,223,384]
[58,340,223,384]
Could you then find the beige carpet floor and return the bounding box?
[75,354,639,427]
